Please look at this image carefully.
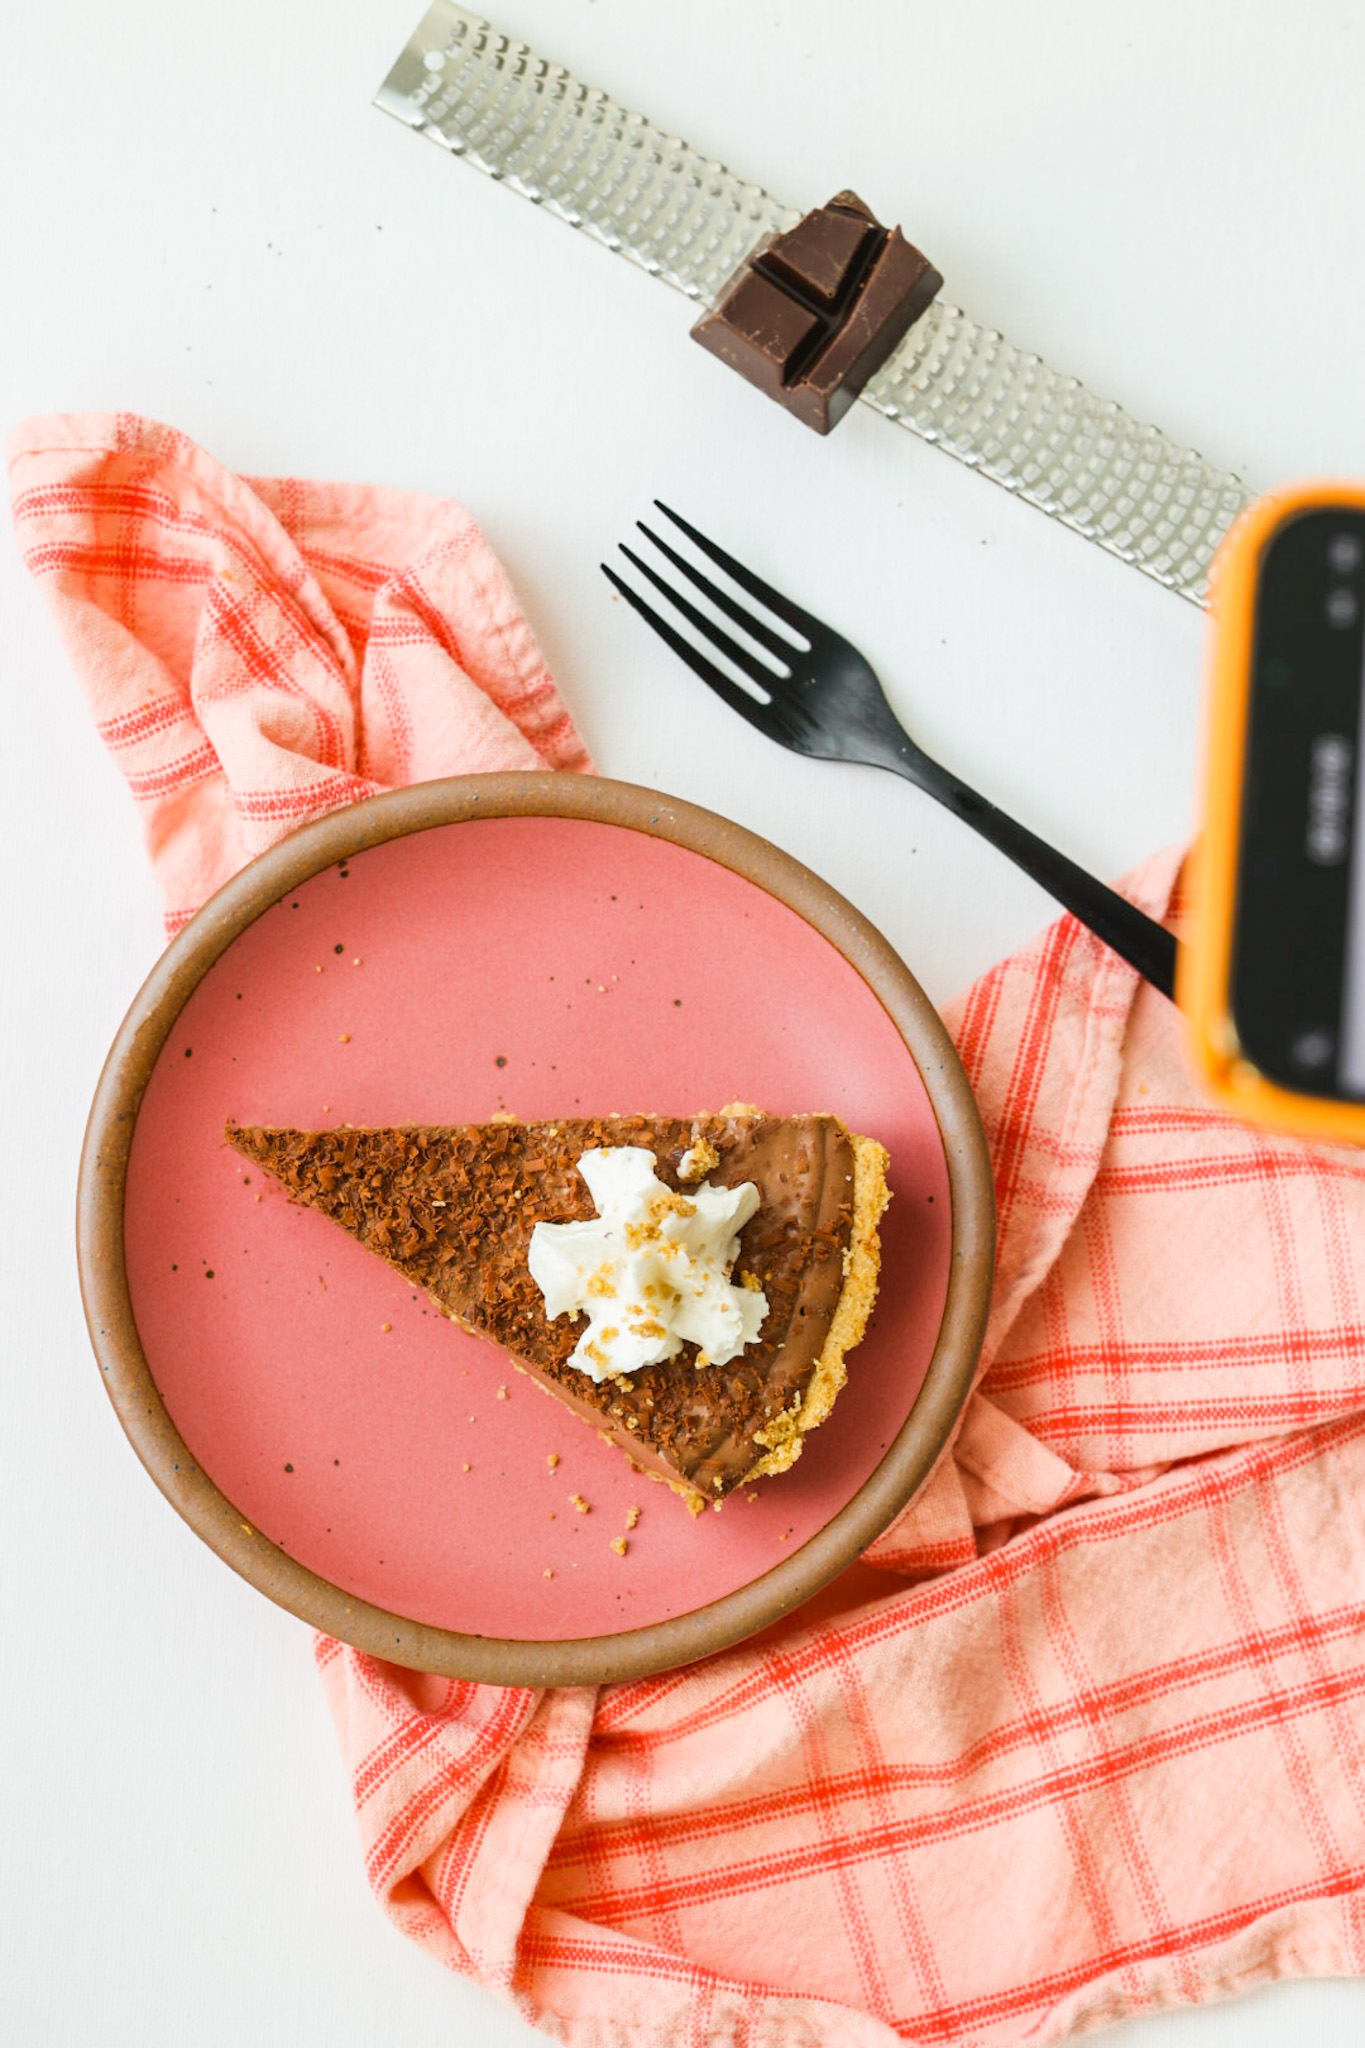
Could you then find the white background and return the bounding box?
[1,2,1363,2042]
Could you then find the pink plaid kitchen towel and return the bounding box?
[8,412,589,932]
[13,413,1365,2048]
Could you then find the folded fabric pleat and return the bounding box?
[8,412,589,933]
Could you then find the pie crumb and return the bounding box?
[677,1134,720,1182]
[609,1537,628,1557]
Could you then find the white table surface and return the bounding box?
[2,2,1362,2042]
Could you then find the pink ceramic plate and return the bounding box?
[80,775,994,1683]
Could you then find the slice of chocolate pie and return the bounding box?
[226,1108,889,1507]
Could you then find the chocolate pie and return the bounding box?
[226,1108,889,1508]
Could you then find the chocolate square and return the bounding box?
[693,269,824,405]
[762,201,878,308]
[690,191,942,434]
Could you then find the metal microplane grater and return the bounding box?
[376,2,1254,606]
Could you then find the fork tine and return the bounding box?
[634,523,796,665]
[653,503,822,642]
[600,564,782,741]
[617,544,779,696]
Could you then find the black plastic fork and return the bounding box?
[602,505,1177,998]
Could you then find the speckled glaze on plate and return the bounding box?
[79,774,994,1684]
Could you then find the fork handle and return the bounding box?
[889,755,1178,998]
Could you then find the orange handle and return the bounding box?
[1178,480,1365,1145]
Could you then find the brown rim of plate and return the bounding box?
[77,772,996,1686]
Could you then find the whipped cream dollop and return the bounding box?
[527,1146,769,1383]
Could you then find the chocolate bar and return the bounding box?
[690,191,942,434]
